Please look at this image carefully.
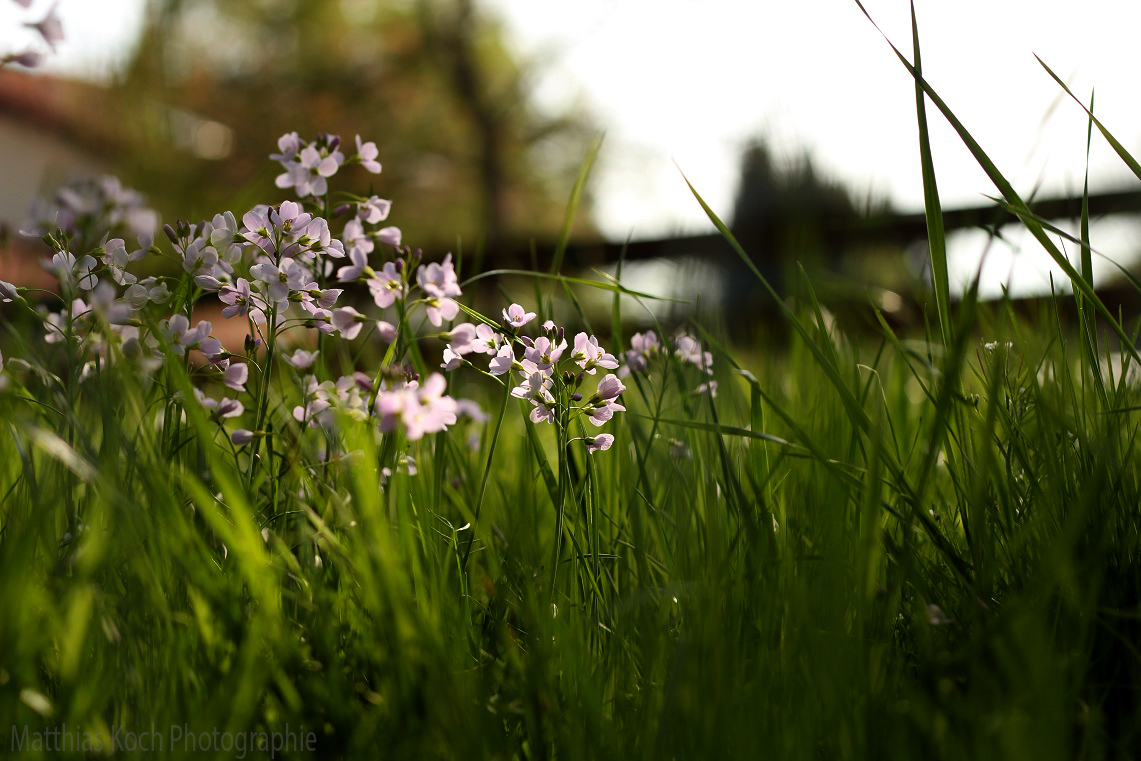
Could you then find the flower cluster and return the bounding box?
[4,132,482,457]
[620,329,717,397]
[22,175,158,250]
[271,132,382,198]
[439,304,626,453]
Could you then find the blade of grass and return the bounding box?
[910,0,952,346]
[853,0,1140,363]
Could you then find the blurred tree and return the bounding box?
[112,0,597,253]
[731,140,865,232]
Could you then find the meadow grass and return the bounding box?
[2,7,1141,760]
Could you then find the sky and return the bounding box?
[6,0,1141,296]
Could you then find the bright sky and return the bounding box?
[7,0,1141,295]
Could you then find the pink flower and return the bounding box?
[594,373,626,401]
[511,371,551,401]
[223,362,248,392]
[355,136,382,174]
[0,279,20,302]
[502,303,536,328]
[529,394,557,425]
[219,278,258,319]
[332,306,366,339]
[675,335,714,375]
[377,321,397,343]
[231,429,256,446]
[586,434,614,453]
[286,349,319,370]
[488,344,516,376]
[471,323,501,355]
[358,195,391,223]
[523,336,566,371]
[424,297,459,327]
[570,332,619,374]
[446,322,478,355]
[416,254,462,300]
[367,262,404,308]
[441,347,463,371]
[376,375,458,440]
[621,331,660,376]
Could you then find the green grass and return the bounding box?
[2,7,1141,759]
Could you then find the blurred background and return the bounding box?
[4,0,1141,329]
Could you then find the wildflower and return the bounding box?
[46,251,99,291]
[586,373,626,426]
[502,303,536,328]
[441,347,463,371]
[270,132,302,165]
[444,322,477,355]
[341,219,374,263]
[86,281,134,324]
[423,297,459,327]
[376,321,397,343]
[293,376,335,428]
[528,392,557,425]
[511,371,552,401]
[286,349,319,370]
[331,306,366,339]
[195,389,243,420]
[375,374,458,440]
[471,323,501,354]
[231,429,257,446]
[488,343,515,376]
[570,332,619,374]
[375,226,402,246]
[161,315,217,355]
[594,373,625,401]
[299,217,344,259]
[358,195,391,224]
[100,238,136,285]
[355,135,382,174]
[524,336,567,371]
[585,434,614,453]
[250,257,306,304]
[219,278,259,319]
[223,363,248,392]
[298,284,342,313]
[241,206,275,255]
[181,238,219,279]
[367,261,404,308]
[42,303,74,344]
[404,374,458,440]
[0,279,22,302]
[620,331,660,376]
[277,139,345,198]
[674,334,713,374]
[416,254,462,300]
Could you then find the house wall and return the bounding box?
[0,114,108,229]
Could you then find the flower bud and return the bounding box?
[163,223,178,244]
